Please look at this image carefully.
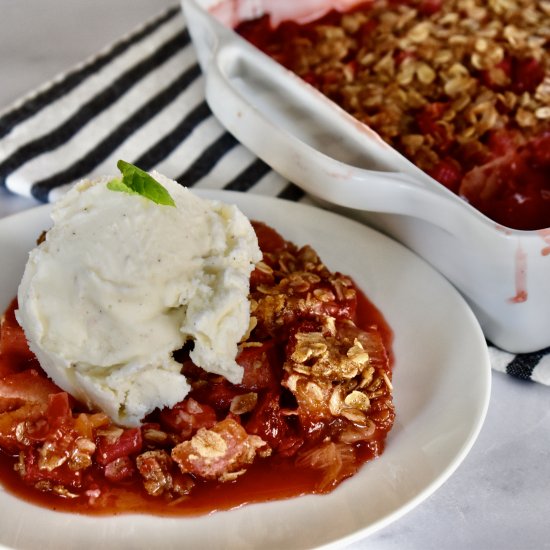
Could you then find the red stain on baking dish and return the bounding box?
[538,229,550,256]
[509,242,528,303]
[494,224,513,235]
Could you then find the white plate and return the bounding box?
[0,191,490,550]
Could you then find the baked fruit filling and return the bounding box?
[0,221,394,515]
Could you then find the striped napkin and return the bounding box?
[0,5,548,384]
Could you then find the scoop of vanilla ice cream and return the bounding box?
[16,173,261,427]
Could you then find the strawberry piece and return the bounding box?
[21,447,85,489]
[418,0,443,16]
[237,342,279,391]
[159,398,216,439]
[96,427,142,466]
[172,418,269,480]
[104,456,135,482]
[487,129,524,158]
[0,370,60,413]
[512,57,545,94]
[416,103,450,150]
[0,299,38,377]
[245,391,302,456]
[428,157,463,192]
[251,221,286,253]
[480,58,512,90]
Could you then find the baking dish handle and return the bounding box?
[204,40,473,235]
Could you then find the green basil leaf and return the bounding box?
[106,178,138,196]
[107,160,176,207]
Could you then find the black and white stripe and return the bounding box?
[489,345,550,384]
[0,6,181,140]
[0,5,296,204]
[0,5,546,383]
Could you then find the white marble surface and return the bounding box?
[1,2,549,549]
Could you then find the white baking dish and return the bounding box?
[182,0,550,353]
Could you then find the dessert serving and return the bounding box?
[236,0,550,231]
[0,163,394,515]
